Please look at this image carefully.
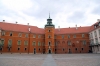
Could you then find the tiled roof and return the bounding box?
[89,22,99,32]
[55,26,90,34]
[0,22,94,34]
[0,22,44,34]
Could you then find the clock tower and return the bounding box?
[44,14,55,54]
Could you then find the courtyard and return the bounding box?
[0,53,100,66]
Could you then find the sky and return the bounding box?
[0,0,100,28]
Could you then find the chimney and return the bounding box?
[27,23,29,25]
[80,26,81,27]
[97,19,100,22]
[3,20,5,22]
[16,21,18,24]
[76,25,77,30]
[69,27,70,28]
[58,26,60,31]
[28,27,31,31]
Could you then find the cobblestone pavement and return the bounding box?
[0,53,100,66]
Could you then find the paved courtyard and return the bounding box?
[0,53,100,66]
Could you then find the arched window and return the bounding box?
[62,41,65,44]
[67,41,71,45]
[48,41,51,46]
[48,35,51,38]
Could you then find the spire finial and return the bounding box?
[49,12,50,18]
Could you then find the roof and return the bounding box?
[0,21,95,34]
[55,26,91,34]
[88,22,100,32]
[0,22,44,34]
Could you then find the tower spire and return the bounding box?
[49,12,50,18]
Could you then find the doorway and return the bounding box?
[34,48,36,54]
[48,49,51,54]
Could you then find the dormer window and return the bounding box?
[73,35,76,38]
[25,34,28,38]
[33,35,36,38]
[1,31,5,36]
[10,32,12,36]
[18,33,22,37]
[62,35,64,39]
[38,35,41,38]
[68,35,70,38]
[99,22,100,26]
[94,25,96,28]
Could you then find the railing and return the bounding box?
[90,42,100,46]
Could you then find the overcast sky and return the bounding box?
[0,0,100,28]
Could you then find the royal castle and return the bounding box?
[0,15,100,54]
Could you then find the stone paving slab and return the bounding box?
[42,54,57,66]
[52,54,100,66]
[0,53,100,66]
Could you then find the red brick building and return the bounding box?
[0,16,93,54]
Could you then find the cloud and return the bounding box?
[0,0,100,28]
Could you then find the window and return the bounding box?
[25,34,28,38]
[8,39,12,46]
[18,48,20,51]
[48,30,50,32]
[0,40,4,45]
[38,42,41,46]
[91,33,93,38]
[18,33,22,37]
[55,49,56,51]
[82,34,85,38]
[95,38,98,44]
[38,35,41,38]
[24,41,28,45]
[33,35,36,38]
[10,32,12,36]
[1,31,5,36]
[67,41,71,45]
[63,48,64,51]
[25,48,27,51]
[68,35,70,38]
[55,42,57,46]
[48,35,50,38]
[98,29,100,36]
[89,34,91,39]
[39,48,40,51]
[94,25,96,28]
[73,35,76,38]
[0,48,2,51]
[17,40,21,45]
[82,40,86,45]
[32,41,36,46]
[94,31,97,37]
[62,35,64,39]
[82,48,83,50]
[75,48,77,51]
[48,41,51,46]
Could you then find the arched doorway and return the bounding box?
[48,49,51,54]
